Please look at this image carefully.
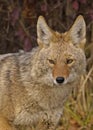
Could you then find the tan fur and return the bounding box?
[0,15,86,130]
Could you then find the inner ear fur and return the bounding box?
[69,15,86,46]
[37,16,54,47]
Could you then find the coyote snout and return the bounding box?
[52,65,78,85]
[52,62,70,85]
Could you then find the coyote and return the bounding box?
[0,15,86,130]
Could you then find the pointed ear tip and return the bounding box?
[78,15,83,18]
[38,15,45,22]
[77,15,85,21]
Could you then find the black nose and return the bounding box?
[56,77,65,84]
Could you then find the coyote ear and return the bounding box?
[69,15,86,46]
[37,16,53,47]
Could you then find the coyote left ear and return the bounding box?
[37,16,53,47]
[69,15,86,46]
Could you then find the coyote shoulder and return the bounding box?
[0,15,86,130]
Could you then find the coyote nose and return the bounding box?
[56,77,65,84]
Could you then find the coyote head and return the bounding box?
[34,15,86,86]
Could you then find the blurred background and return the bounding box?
[0,0,93,130]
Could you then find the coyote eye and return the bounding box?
[48,59,55,65]
[66,59,74,64]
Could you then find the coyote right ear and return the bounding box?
[37,16,53,47]
[68,15,86,48]
[69,15,86,46]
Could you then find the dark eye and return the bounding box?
[66,59,74,64]
[48,59,55,64]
